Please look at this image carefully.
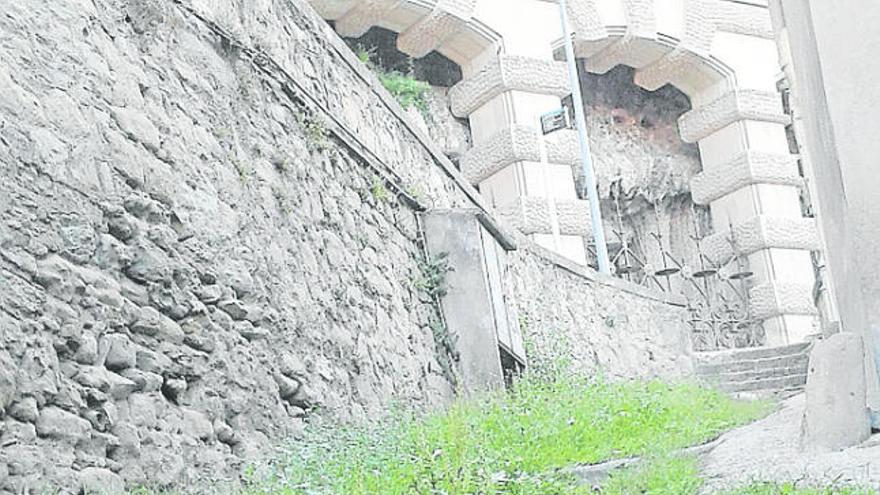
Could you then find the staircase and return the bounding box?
[694,342,812,399]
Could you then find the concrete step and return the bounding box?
[695,352,809,376]
[693,342,811,366]
[706,362,809,384]
[716,373,807,393]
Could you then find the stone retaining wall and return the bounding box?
[511,244,694,380]
[0,0,692,491]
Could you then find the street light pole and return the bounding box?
[556,0,612,275]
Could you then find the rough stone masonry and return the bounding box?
[0,0,469,490]
[0,0,694,492]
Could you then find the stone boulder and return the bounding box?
[801,332,872,452]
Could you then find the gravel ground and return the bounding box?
[699,394,880,492]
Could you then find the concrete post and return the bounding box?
[768,0,880,424]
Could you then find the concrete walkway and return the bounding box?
[699,394,880,492]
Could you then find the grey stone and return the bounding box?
[0,362,16,414]
[161,377,187,404]
[234,320,270,341]
[112,107,161,152]
[8,397,39,423]
[79,467,124,495]
[181,408,213,441]
[195,284,222,304]
[73,331,100,364]
[1,420,37,445]
[123,195,168,224]
[124,241,172,284]
[131,306,185,344]
[102,334,137,371]
[135,348,173,374]
[120,368,164,393]
[110,423,141,460]
[801,332,872,452]
[273,373,301,401]
[217,299,249,320]
[35,407,91,443]
[74,366,138,400]
[213,419,237,445]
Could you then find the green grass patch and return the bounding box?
[243,376,769,494]
[601,455,703,495]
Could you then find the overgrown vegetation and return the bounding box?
[429,316,459,385]
[601,455,703,495]
[241,376,769,494]
[377,71,431,113]
[355,44,430,114]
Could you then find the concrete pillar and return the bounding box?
[421,210,522,394]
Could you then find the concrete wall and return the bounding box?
[768,0,880,411]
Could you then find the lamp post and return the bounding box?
[556,0,612,275]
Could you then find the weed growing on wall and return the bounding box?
[413,252,451,298]
[429,317,460,385]
[369,176,389,202]
[271,185,291,215]
[519,313,580,381]
[294,110,328,152]
[404,184,422,200]
[354,44,376,65]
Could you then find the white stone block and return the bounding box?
[679,89,790,143]
[802,332,871,452]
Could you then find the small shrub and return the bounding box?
[369,176,389,202]
[377,71,430,114]
[271,185,291,215]
[413,252,451,298]
[404,184,422,199]
[354,44,375,65]
[601,455,703,495]
[295,110,328,151]
[429,317,459,384]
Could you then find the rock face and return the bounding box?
[801,332,871,452]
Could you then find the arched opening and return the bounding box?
[571,64,764,349]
